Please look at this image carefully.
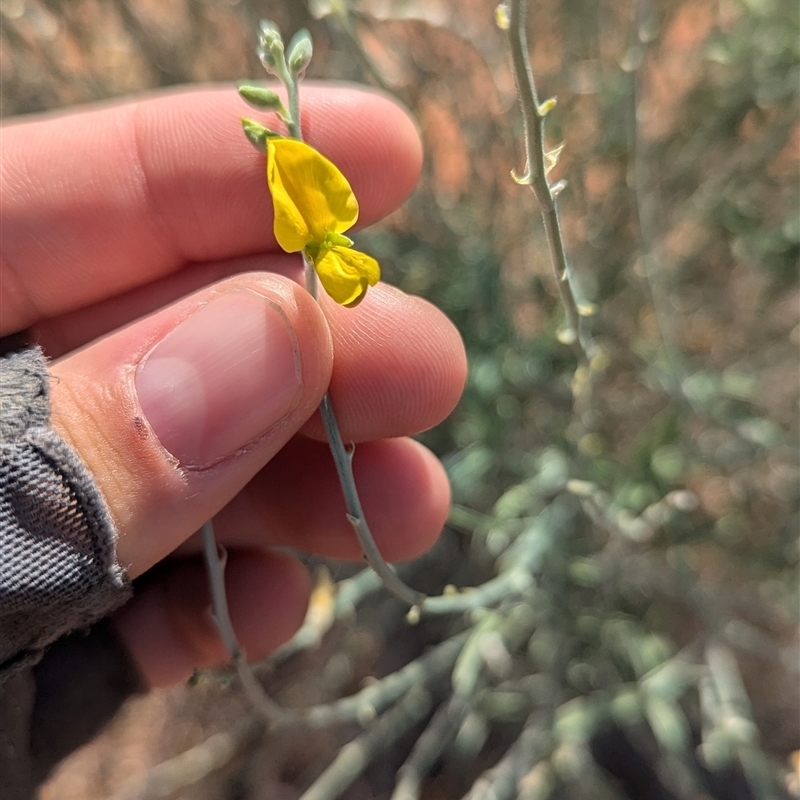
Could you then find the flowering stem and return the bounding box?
[286,69,425,608]
[506,0,594,362]
[300,260,426,609]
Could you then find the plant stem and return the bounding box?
[298,252,425,607]
[292,158,424,607]
[298,687,434,800]
[283,71,424,607]
[506,0,594,362]
[201,522,292,726]
[201,25,424,724]
[285,69,302,140]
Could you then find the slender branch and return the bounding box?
[111,716,264,800]
[319,390,427,607]
[285,54,423,608]
[447,503,497,532]
[299,258,424,606]
[506,0,594,362]
[299,687,434,800]
[463,712,551,800]
[201,522,293,726]
[391,696,472,800]
[201,536,459,730]
[418,567,533,618]
[118,629,466,800]
[285,68,302,140]
[294,631,468,729]
[422,500,569,620]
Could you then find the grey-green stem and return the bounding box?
[201,26,424,731]
[201,522,292,726]
[299,261,426,609]
[507,0,594,362]
[290,86,424,608]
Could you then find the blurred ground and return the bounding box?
[2,0,798,798]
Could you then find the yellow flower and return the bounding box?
[266,137,380,307]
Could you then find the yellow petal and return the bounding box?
[313,246,380,307]
[267,138,359,251]
[267,140,309,252]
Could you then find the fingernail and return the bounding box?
[135,290,301,467]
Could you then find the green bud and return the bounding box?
[237,84,287,114]
[287,28,313,78]
[241,118,279,153]
[258,20,285,71]
[259,19,282,48]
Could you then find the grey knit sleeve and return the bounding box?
[0,344,132,676]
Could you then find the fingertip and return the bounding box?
[304,284,468,442]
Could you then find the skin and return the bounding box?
[1,85,467,688]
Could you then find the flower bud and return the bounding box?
[241,118,279,153]
[238,84,287,114]
[287,29,313,78]
[258,20,285,71]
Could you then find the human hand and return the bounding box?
[1,86,466,687]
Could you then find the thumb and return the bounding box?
[48,273,333,577]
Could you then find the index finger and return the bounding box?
[0,84,422,335]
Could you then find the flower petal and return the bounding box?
[314,246,380,307]
[267,138,359,250]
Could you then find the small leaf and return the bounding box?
[512,168,533,185]
[544,142,565,173]
[538,97,557,116]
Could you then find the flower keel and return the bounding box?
[315,244,380,307]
